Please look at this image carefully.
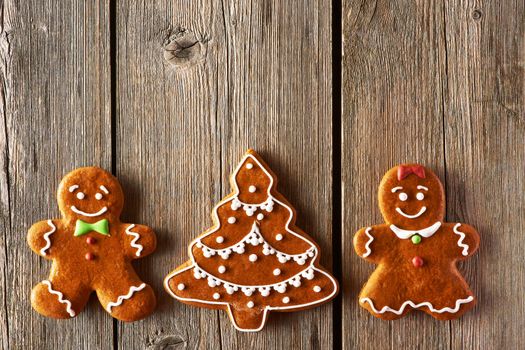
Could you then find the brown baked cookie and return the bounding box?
[28,167,156,321]
[164,149,338,331]
[354,164,480,320]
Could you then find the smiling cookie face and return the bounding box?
[378,164,445,229]
[57,167,124,221]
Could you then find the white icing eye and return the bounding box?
[398,192,408,201]
[76,192,85,200]
[95,193,103,200]
[416,192,425,200]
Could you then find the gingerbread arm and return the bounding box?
[121,223,156,259]
[451,223,480,259]
[27,219,59,259]
[353,226,382,263]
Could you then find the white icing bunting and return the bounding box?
[40,220,56,256]
[42,280,75,317]
[362,227,374,258]
[106,283,146,312]
[125,224,143,257]
[360,296,474,314]
[453,223,469,256]
[191,265,315,296]
[196,222,315,264]
[231,196,275,216]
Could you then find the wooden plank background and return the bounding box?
[0,0,523,349]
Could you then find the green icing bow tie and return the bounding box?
[74,219,110,237]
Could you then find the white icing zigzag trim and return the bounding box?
[40,220,56,256]
[192,264,316,296]
[196,222,315,264]
[360,296,474,315]
[42,280,76,317]
[453,223,469,256]
[362,227,373,258]
[125,224,143,257]
[106,283,146,312]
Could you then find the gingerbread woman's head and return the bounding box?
[57,167,124,222]
[378,164,445,229]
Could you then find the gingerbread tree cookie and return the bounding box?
[354,164,479,320]
[28,167,156,321]
[164,149,338,331]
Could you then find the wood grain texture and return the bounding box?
[0,0,112,348]
[342,0,450,349]
[443,0,525,348]
[343,0,524,349]
[115,0,332,349]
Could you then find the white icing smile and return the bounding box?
[71,205,108,217]
[395,206,426,219]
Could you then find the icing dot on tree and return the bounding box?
[246,163,253,169]
[216,236,224,243]
[313,286,321,293]
[249,185,256,193]
[247,301,254,308]
[273,268,281,276]
[218,265,226,274]
[177,283,185,291]
[213,293,220,300]
[282,297,290,304]
[257,213,264,220]
[227,217,236,224]
[249,254,258,262]
[276,233,283,241]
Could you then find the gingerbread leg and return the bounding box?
[228,306,268,331]
[96,274,156,322]
[31,274,90,319]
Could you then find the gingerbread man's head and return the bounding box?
[57,167,124,222]
[378,164,445,229]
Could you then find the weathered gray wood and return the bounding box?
[443,1,525,349]
[115,0,333,349]
[342,1,450,349]
[0,1,112,348]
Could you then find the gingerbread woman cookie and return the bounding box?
[164,149,338,331]
[354,164,479,320]
[28,167,156,321]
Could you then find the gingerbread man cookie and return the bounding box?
[354,164,479,320]
[28,167,156,321]
[164,149,338,331]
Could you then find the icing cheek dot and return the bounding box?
[398,192,408,201]
[282,297,290,304]
[227,217,236,224]
[246,163,253,169]
[95,193,103,200]
[275,234,283,241]
[213,293,221,300]
[257,213,264,220]
[177,283,185,291]
[313,286,321,293]
[216,236,225,243]
[249,254,258,262]
[76,192,85,200]
[218,265,226,274]
[247,301,254,308]
[273,268,281,276]
[416,192,425,200]
[249,185,256,193]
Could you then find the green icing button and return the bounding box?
[411,234,422,244]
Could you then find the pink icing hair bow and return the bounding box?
[397,165,426,181]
